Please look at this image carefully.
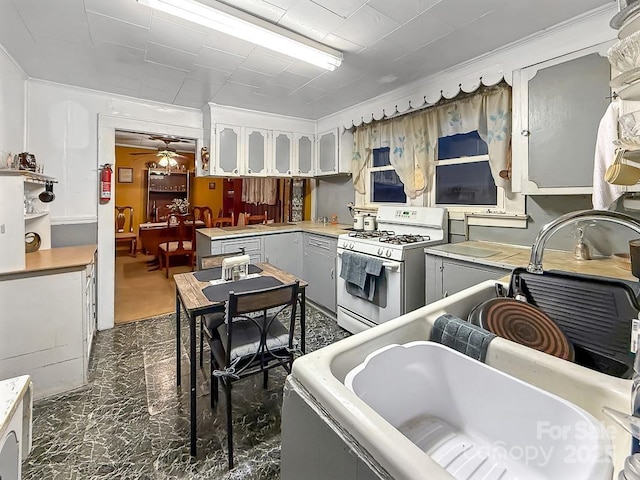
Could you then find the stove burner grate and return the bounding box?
[348,230,395,239]
[379,234,429,245]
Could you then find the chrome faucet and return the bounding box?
[529,209,640,463]
[527,209,640,274]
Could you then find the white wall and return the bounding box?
[0,46,26,154]
[26,81,203,225]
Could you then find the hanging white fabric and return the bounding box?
[241,178,278,205]
[351,84,512,199]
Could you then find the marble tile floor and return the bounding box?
[22,306,350,480]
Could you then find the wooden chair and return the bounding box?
[207,281,300,469]
[192,206,214,227]
[115,206,137,257]
[213,211,234,227]
[245,211,268,225]
[158,213,195,278]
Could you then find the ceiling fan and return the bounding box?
[129,135,190,167]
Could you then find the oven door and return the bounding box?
[336,249,404,327]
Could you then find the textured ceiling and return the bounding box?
[1,0,612,120]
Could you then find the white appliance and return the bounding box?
[336,206,448,334]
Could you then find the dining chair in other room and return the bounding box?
[158,213,196,278]
[206,281,300,469]
[197,250,245,368]
[115,205,137,257]
[192,206,214,227]
[245,211,268,225]
[213,211,234,227]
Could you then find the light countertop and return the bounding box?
[196,221,352,240]
[425,240,636,282]
[0,245,97,278]
[0,375,31,446]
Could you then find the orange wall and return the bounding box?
[114,147,224,249]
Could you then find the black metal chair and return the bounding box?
[207,281,299,469]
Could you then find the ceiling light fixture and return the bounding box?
[137,0,343,71]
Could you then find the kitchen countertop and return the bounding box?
[196,221,353,240]
[0,244,97,278]
[425,240,637,282]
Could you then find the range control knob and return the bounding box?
[385,249,392,257]
[377,247,383,255]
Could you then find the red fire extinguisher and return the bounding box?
[100,164,112,203]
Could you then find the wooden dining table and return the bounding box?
[173,262,308,456]
[138,220,205,258]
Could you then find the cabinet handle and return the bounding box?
[330,268,334,279]
[443,291,449,298]
[521,130,530,137]
[287,170,291,175]
[248,168,252,173]
[233,168,238,174]
[298,170,301,174]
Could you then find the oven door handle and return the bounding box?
[337,251,401,272]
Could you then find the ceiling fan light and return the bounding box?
[158,157,169,167]
[137,0,342,71]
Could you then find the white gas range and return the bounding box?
[336,206,448,334]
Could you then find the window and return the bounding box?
[369,148,407,204]
[434,132,497,208]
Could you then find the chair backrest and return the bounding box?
[164,213,195,252]
[197,249,245,270]
[245,212,267,225]
[192,206,214,227]
[237,212,246,226]
[226,281,299,368]
[115,206,134,233]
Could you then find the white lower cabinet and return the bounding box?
[425,254,510,304]
[214,236,263,264]
[0,255,97,399]
[303,234,337,313]
[264,232,303,279]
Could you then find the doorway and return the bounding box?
[97,115,204,331]
[113,130,197,324]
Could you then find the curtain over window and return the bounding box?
[241,178,278,205]
[351,84,511,199]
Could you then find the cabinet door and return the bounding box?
[245,127,269,176]
[512,44,610,194]
[215,124,242,176]
[316,129,338,175]
[441,258,509,300]
[264,232,303,278]
[303,234,337,312]
[294,134,314,177]
[272,131,293,176]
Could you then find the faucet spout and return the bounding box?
[527,209,640,274]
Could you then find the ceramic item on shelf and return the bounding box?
[612,1,640,30]
[619,110,640,137]
[614,135,640,150]
[24,231,41,253]
[607,30,640,73]
[38,181,55,203]
[611,67,640,90]
[605,162,640,185]
[353,213,364,231]
[363,215,376,231]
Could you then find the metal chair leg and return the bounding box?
[199,319,204,368]
[263,369,268,389]
[225,382,233,469]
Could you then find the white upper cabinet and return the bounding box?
[316,128,339,175]
[294,133,314,177]
[512,43,611,194]
[245,127,269,176]
[272,131,293,176]
[214,124,242,176]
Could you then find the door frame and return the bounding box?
[97,114,203,331]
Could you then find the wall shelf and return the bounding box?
[24,212,49,220]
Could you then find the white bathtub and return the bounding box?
[288,280,632,479]
[345,341,613,480]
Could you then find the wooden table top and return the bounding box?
[174,262,308,314]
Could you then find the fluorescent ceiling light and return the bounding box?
[137,0,343,71]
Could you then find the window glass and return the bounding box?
[373,147,390,167]
[438,131,488,160]
[435,161,497,205]
[371,170,406,203]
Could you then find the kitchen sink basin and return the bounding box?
[345,341,613,480]
[287,280,632,479]
[264,222,296,226]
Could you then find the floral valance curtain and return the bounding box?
[351,84,512,199]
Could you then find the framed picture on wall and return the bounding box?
[118,167,133,183]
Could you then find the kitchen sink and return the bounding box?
[345,341,613,480]
[264,222,296,226]
[286,280,632,479]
